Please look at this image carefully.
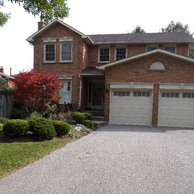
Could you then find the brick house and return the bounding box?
[27,19,194,128]
[0,66,14,88]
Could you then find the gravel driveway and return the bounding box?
[0,125,194,194]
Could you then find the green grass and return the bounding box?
[0,138,72,179]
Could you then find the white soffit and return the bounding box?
[110,82,153,89]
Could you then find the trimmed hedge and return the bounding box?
[3,119,29,137]
[83,113,93,121]
[52,120,71,137]
[0,117,9,124]
[72,112,86,123]
[82,120,94,130]
[29,117,56,140]
[10,109,29,119]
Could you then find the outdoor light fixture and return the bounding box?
[42,85,46,117]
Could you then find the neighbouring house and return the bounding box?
[27,19,194,128]
[0,66,14,88]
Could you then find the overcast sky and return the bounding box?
[1,0,194,75]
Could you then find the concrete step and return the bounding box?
[81,110,104,117]
[92,116,104,121]
[94,120,107,129]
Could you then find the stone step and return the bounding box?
[81,110,104,117]
[94,120,107,129]
[92,116,104,121]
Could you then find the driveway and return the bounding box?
[0,125,194,194]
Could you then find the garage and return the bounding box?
[158,84,194,128]
[109,83,153,126]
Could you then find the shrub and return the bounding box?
[10,109,29,119]
[52,120,71,137]
[83,112,93,121]
[3,119,29,137]
[72,112,86,123]
[29,117,56,140]
[82,120,94,130]
[0,117,9,124]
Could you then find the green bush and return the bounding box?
[82,120,94,130]
[29,117,56,140]
[83,113,93,121]
[0,117,9,124]
[72,112,86,123]
[10,109,29,119]
[3,119,29,137]
[52,120,71,137]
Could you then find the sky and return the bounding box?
[1,0,194,75]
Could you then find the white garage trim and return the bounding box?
[160,83,194,90]
[110,82,153,89]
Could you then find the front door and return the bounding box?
[88,82,104,109]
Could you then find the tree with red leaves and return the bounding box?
[13,70,63,112]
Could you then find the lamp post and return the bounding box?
[42,85,46,117]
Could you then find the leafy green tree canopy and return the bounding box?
[131,25,146,33]
[0,0,69,27]
[161,20,192,36]
[0,1,10,27]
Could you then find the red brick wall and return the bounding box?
[104,53,194,125]
[33,23,88,105]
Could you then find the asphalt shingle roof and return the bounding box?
[88,32,194,44]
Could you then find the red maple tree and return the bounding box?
[13,70,63,111]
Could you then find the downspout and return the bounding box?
[79,77,82,109]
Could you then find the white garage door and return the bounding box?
[158,91,194,128]
[110,90,153,126]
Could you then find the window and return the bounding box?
[99,48,110,62]
[183,93,194,98]
[113,91,130,96]
[61,43,72,62]
[164,47,175,53]
[116,48,126,60]
[45,44,55,62]
[161,92,179,98]
[146,46,158,52]
[133,91,150,97]
[59,81,72,104]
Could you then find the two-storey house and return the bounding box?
[27,19,194,128]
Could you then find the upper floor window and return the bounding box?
[116,48,126,60]
[44,43,56,63]
[60,43,72,62]
[164,46,175,53]
[99,48,110,62]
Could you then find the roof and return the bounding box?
[88,32,194,44]
[27,19,87,43]
[80,67,104,76]
[0,72,14,80]
[98,49,194,70]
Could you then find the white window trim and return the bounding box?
[44,43,56,63]
[114,46,127,61]
[163,44,176,53]
[60,42,73,63]
[98,47,110,63]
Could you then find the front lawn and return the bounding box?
[0,138,72,179]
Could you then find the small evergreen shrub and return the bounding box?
[10,109,29,119]
[29,117,56,140]
[0,117,9,124]
[82,120,94,130]
[52,120,71,137]
[83,113,93,121]
[72,112,86,123]
[3,119,29,137]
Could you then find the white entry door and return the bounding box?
[158,91,194,128]
[110,90,153,126]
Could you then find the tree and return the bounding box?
[161,21,194,58]
[161,20,192,36]
[13,70,63,112]
[0,2,10,27]
[131,26,146,33]
[0,0,69,27]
